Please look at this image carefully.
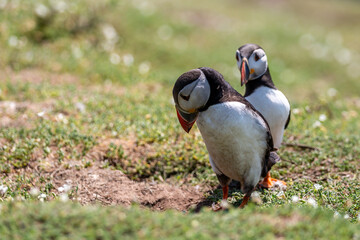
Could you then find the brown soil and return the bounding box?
[49,167,205,211]
[6,137,211,212]
[24,136,211,212]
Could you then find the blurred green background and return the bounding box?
[1,0,359,101]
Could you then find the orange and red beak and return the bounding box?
[176,106,198,133]
[240,57,250,86]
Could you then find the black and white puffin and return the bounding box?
[173,67,279,208]
[236,43,290,188]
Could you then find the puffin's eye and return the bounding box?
[254,54,260,62]
[235,52,239,61]
[180,93,190,101]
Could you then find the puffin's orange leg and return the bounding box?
[239,193,251,209]
[259,171,286,189]
[222,185,229,200]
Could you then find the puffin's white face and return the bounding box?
[246,49,268,80]
[236,47,268,85]
[177,71,210,113]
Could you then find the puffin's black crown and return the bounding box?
[172,69,201,106]
[238,43,263,59]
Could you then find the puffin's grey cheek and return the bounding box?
[191,78,210,109]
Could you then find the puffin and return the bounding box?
[173,67,280,208]
[236,43,291,188]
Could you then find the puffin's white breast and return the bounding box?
[245,86,290,148]
[196,102,268,187]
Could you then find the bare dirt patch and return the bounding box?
[52,138,208,211]
[7,137,210,212]
[50,168,205,211]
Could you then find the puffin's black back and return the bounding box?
[198,67,249,111]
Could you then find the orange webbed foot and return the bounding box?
[259,172,286,189]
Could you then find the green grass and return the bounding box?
[0,201,359,240]
[0,0,360,237]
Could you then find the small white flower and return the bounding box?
[334,211,340,218]
[273,181,287,191]
[30,188,40,196]
[220,199,229,209]
[110,53,121,65]
[250,191,262,205]
[138,62,151,75]
[8,36,18,47]
[38,193,47,199]
[292,108,301,115]
[306,197,318,208]
[63,184,71,192]
[327,88,337,97]
[75,102,86,113]
[314,183,323,190]
[252,191,261,198]
[38,193,47,201]
[344,214,350,219]
[319,114,327,122]
[56,113,68,124]
[291,195,299,203]
[276,191,285,198]
[58,186,65,192]
[51,0,67,12]
[102,24,118,41]
[37,111,45,117]
[59,193,69,202]
[0,185,8,195]
[123,54,134,67]
[35,4,50,18]
[312,121,322,128]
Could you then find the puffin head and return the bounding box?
[235,44,268,86]
[172,69,211,133]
